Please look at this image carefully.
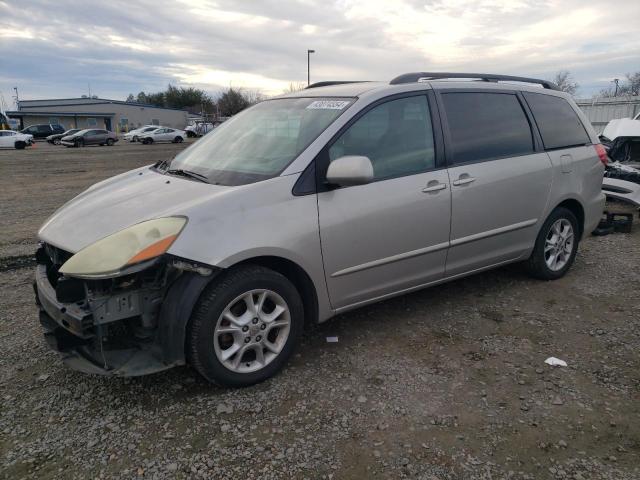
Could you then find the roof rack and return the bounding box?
[305,81,368,89]
[389,72,560,90]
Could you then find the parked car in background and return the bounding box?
[185,122,214,137]
[46,129,80,145]
[124,125,160,142]
[21,124,65,140]
[141,127,185,144]
[61,129,118,147]
[34,72,605,387]
[0,130,33,149]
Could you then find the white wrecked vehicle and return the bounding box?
[601,112,640,163]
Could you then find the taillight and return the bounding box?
[594,144,608,166]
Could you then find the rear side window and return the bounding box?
[441,92,534,164]
[523,92,590,149]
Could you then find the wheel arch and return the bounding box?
[231,255,319,327]
[553,198,585,238]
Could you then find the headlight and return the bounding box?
[59,217,187,278]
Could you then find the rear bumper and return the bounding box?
[584,192,606,237]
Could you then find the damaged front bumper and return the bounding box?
[34,244,216,376]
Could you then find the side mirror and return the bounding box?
[325,155,374,187]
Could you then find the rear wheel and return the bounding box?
[143,138,153,145]
[188,265,304,387]
[525,207,579,280]
[174,136,183,143]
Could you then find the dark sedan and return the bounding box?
[61,129,118,147]
[46,129,80,145]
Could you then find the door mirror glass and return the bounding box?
[326,155,374,187]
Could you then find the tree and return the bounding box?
[125,93,135,103]
[598,72,640,97]
[283,82,306,94]
[217,87,253,116]
[131,85,214,112]
[551,71,578,95]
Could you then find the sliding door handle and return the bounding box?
[452,176,476,186]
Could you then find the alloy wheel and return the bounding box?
[544,218,574,271]
[213,289,291,373]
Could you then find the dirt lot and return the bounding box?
[1,141,639,479]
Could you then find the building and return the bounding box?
[6,97,189,133]
[576,96,640,134]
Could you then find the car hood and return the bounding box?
[61,135,78,141]
[38,167,230,253]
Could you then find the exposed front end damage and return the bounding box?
[34,243,217,376]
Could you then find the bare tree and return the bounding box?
[283,82,307,94]
[599,72,640,97]
[551,71,579,95]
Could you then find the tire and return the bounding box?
[524,207,579,280]
[15,141,26,150]
[188,265,304,387]
[174,136,183,143]
[143,138,153,145]
[75,139,84,148]
[53,138,61,145]
[132,135,138,142]
[187,131,195,138]
[106,138,114,146]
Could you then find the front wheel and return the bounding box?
[106,138,114,146]
[15,141,26,150]
[525,207,579,280]
[188,265,304,387]
[53,138,61,145]
[75,138,84,148]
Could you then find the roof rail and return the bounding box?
[305,81,369,89]
[389,72,560,90]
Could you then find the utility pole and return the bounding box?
[307,49,315,86]
[613,78,619,97]
[13,87,19,108]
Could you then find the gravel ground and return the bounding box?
[1,142,639,479]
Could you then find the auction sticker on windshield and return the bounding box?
[306,100,351,110]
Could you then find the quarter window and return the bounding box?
[329,95,435,180]
[523,92,590,149]
[441,92,534,164]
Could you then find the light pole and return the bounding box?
[613,78,619,97]
[307,49,315,86]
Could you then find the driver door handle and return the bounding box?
[422,182,447,193]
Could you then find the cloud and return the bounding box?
[0,0,638,102]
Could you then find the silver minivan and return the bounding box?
[35,73,606,387]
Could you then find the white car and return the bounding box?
[0,130,34,149]
[141,127,186,144]
[124,126,160,142]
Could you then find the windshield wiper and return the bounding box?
[166,169,210,183]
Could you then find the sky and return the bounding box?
[1,0,639,107]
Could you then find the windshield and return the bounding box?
[64,129,79,135]
[166,97,353,185]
